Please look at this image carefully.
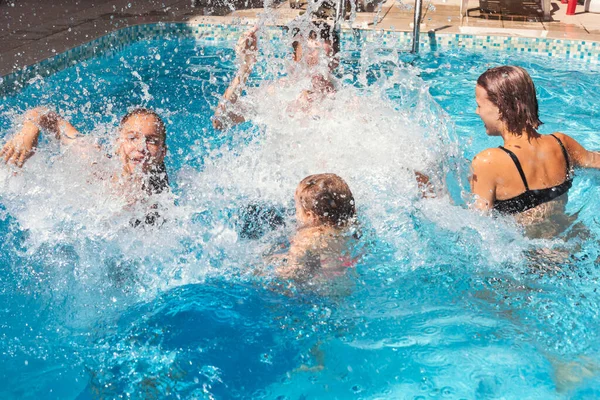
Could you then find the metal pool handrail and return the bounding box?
[411,0,424,54]
[334,0,347,33]
[332,0,424,54]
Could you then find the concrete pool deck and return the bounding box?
[1,0,599,77]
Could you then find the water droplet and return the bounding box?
[155,54,161,60]
[260,353,273,364]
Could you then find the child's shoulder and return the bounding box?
[293,225,339,245]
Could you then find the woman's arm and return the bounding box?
[1,107,81,167]
[469,151,497,211]
[555,133,600,169]
[212,27,258,130]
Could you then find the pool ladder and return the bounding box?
[190,0,424,54]
[333,0,424,54]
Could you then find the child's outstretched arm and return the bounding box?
[212,27,259,130]
[1,107,81,167]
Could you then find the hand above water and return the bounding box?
[1,122,40,167]
[213,26,260,130]
[235,26,258,67]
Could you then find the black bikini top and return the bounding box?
[493,134,573,215]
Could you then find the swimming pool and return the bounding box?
[2,23,600,399]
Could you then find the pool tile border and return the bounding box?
[1,22,599,96]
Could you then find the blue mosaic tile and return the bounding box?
[1,22,599,96]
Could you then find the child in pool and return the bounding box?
[213,20,339,130]
[276,173,359,282]
[1,107,169,197]
[1,107,170,226]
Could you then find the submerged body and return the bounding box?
[277,225,358,282]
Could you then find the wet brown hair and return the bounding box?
[297,173,355,227]
[477,66,543,137]
[120,108,166,141]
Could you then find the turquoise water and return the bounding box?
[1,32,600,399]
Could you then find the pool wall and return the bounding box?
[1,22,599,96]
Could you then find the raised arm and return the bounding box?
[212,27,258,130]
[555,132,600,169]
[1,107,80,167]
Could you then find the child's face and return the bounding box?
[116,114,166,174]
[293,38,334,70]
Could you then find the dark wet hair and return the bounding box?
[297,173,355,227]
[120,107,167,141]
[291,20,340,58]
[477,66,543,137]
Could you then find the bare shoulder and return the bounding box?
[549,132,576,146]
[290,227,323,248]
[472,147,506,168]
[548,132,586,154]
[549,131,569,141]
[470,148,508,185]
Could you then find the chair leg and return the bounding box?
[542,0,551,20]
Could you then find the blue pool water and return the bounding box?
[2,28,600,399]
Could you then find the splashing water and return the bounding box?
[2,13,600,398]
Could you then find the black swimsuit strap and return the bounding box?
[550,134,571,177]
[498,146,529,191]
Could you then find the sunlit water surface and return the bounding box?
[1,29,600,399]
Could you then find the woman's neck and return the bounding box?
[500,128,540,147]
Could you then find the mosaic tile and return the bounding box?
[1,22,599,96]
